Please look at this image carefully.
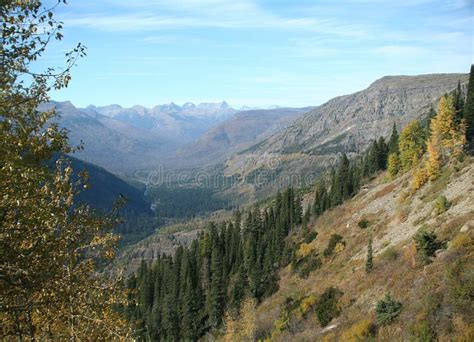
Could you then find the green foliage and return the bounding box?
[375,293,402,325]
[433,195,450,215]
[0,1,133,339]
[292,253,322,278]
[413,229,442,265]
[303,230,318,244]
[323,234,344,257]
[358,218,370,229]
[128,188,302,340]
[388,123,400,155]
[315,287,343,327]
[146,185,228,218]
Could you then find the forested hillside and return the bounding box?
[123,77,474,340]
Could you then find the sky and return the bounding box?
[40,0,473,109]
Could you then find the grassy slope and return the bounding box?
[255,158,474,341]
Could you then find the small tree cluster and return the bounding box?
[375,293,402,325]
[315,287,343,327]
[413,229,442,265]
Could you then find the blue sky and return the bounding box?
[41,0,473,108]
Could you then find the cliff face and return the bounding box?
[224,74,468,194]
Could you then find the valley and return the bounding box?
[2,1,472,340]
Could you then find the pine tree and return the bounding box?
[209,247,225,327]
[377,137,388,170]
[365,237,373,273]
[454,80,465,125]
[464,65,474,152]
[388,123,399,155]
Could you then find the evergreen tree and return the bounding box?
[464,65,474,152]
[366,237,373,273]
[388,123,399,155]
[209,247,225,327]
[454,80,465,125]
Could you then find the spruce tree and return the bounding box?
[209,247,225,327]
[464,65,474,152]
[454,80,465,125]
[366,237,373,273]
[388,123,399,155]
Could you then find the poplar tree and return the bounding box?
[1,1,130,339]
[399,120,426,171]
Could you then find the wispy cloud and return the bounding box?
[63,0,369,38]
[374,45,426,57]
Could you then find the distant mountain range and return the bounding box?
[45,100,309,174]
[46,73,468,202]
[41,101,238,173]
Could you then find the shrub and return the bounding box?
[315,287,343,327]
[375,293,402,325]
[450,233,472,250]
[409,319,437,342]
[380,246,399,262]
[433,195,450,215]
[323,234,344,257]
[292,253,322,278]
[297,243,313,258]
[298,294,317,317]
[446,259,474,314]
[341,319,376,341]
[358,219,370,229]
[413,229,443,265]
[303,230,318,244]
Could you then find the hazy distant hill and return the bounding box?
[85,101,237,143]
[57,155,151,215]
[42,101,238,173]
[174,107,311,167]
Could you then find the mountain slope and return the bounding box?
[175,107,311,167]
[254,158,474,341]
[225,74,468,194]
[61,155,151,215]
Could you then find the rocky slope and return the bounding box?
[253,158,474,341]
[225,74,468,196]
